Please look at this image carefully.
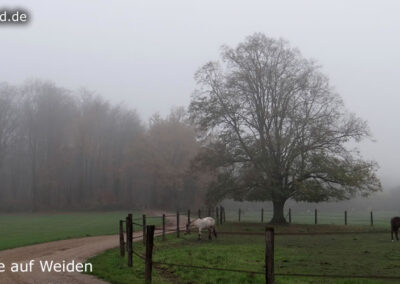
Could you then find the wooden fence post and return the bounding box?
[220,206,223,224]
[289,208,292,224]
[208,207,211,217]
[145,225,155,283]
[125,216,129,253]
[370,211,374,226]
[187,209,191,226]
[176,211,180,238]
[265,227,275,284]
[162,214,166,241]
[216,207,219,224]
[345,210,347,225]
[127,214,133,267]
[119,220,125,257]
[198,209,201,218]
[223,207,226,223]
[261,208,264,223]
[314,209,317,225]
[239,208,241,222]
[142,214,146,245]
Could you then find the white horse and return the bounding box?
[185,217,217,240]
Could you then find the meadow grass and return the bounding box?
[0,211,162,251]
[87,222,399,283]
[86,247,170,284]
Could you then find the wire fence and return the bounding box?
[151,260,400,281]
[133,207,397,228]
[222,208,399,227]
[118,210,399,283]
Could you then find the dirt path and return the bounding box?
[0,212,180,284]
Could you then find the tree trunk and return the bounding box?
[270,199,288,224]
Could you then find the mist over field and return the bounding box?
[1,0,400,213]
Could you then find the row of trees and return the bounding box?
[0,81,210,211]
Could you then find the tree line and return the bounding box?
[0,80,211,212]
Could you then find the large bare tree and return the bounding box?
[189,33,381,224]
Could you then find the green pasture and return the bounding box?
[87,222,399,284]
[223,209,399,227]
[0,211,162,251]
[0,209,395,253]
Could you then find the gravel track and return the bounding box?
[0,212,178,284]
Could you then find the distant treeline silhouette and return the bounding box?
[0,80,210,212]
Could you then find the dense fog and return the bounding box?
[1,1,400,213]
[1,79,398,213]
[0,81,213,211]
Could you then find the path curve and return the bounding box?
[0,212,179,284]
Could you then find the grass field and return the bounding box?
[0,211,162,251]
[1,209,396,252]
[1,210,398,283]
[87,222,399,284]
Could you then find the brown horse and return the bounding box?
[391,217,400,241]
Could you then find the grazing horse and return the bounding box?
[185,217,217,240]
[391,217,400,241]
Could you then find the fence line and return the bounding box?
[223,208,385,227]
[130,242,400,282]
[119,209,399,283]
[123,223,400,283]
[274,273,400,281]
[123,208,384,227]
[133,250,400,282]
[151,261,400,281]
[217,230,388,236]
[132,249,145,260]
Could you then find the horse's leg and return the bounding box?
[198,228,201,240]
[213,226,217,238]
[396,228,399,241]
[208,228,212,240]
[392,229,394,242]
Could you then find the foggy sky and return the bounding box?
[1,0,400,189]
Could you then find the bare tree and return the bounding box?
[190,33,381,224]
[21,81,76,210]
[0,83,19,170]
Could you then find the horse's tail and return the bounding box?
[391,217,400,229]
